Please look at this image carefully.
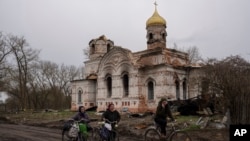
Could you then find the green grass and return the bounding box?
[173,115,201,131]
[175,115,200,123]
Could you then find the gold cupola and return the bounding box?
[146,3,166,28]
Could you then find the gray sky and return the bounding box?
[1,0,250,66]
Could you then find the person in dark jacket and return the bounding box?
[154,98,175,137]
[102,103,121,141]
[71,106,92,131]
[102,103,121,128]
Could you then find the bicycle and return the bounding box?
[144,121,192,141]
[92,119,120,141]
[62,119,93,141]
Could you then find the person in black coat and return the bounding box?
[154,98,175,137]
[102,103,121,128]
[101,103,121,141]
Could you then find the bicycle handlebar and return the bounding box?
[101,118,118,123]
[69,119,89,124]
[98,119,119,128]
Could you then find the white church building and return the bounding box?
[70,5,201,112]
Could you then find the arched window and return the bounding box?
[91,44,95,54]
[123,74,129,97]
[149,33,153,40]
[107,44,111,52]
[148,81,154,100]
[107,76,112,98]
[78,89,83,103]
[162,33,165,39]
[175,80,180,99]
[183,79,187,99]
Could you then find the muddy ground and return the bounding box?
[0,114,229,141]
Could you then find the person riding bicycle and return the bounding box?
[101,103,121,141]
[154,98,175,138]
[71,106,92,131]
[102,103,121,128]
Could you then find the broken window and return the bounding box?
[91,44,95,54]
[183,79,187,99]
[107,44,111,52]
[175,80,180,99]
[123,74,129,97]
[107,76,112,98]
[148,81,154,100]
[149,33,153,40]
[162,33,165,40]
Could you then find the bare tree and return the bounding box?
[186,46,202,64]
[201,55,250,124]
[1,33,82,110]
[0,32,12,90]
[170,43,202,64]
[28,61,80,109]
[5,34,39,110]
[83,47,90,59]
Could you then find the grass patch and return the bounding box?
[173,115,201,131]
[175,115,200,122]
[2,110,76,123]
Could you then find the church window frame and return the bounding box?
[183,78,187,100]
[105,74,112,98]
[175,80,180,99]
[146,78,155,101]
[148,81,154,100]
[121,72,129,97]
[77,88,83,104]
[149,33,153,40]
[107,44,111,52]
[91,44,95,54]
[161,30,166,41]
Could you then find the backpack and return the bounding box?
[68,123,79,138]
[100,126,110,140]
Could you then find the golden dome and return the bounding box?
[146,6,166,27]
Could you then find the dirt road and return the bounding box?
[0,113,229,141]
[0,124,61,141]
[0,123,143,141]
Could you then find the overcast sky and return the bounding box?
[1,0,250,66]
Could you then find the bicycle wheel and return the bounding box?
[109,130,119,141]
[62,130,76,141]
[80,132,88,141]
[169,131,192,141]
[78,133,84,141]
[144,128,161,141]
[91,128,101,141]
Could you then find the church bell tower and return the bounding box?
[146,2,167,49]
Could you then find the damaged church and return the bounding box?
[70,4,201,112]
